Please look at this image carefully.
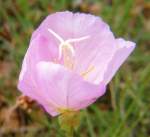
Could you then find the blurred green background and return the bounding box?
[0,0,150,137]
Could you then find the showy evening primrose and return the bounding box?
[18,11,135,116]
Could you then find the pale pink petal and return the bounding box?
[34,61,106,115]
[19,34,59,81]
[32,11,74,41]
[66,75,106,110]
[70,13,135,85]
[71,13,117,84]
[18,34,61,116]
[18,64,59,116]
[27,34,58,65]
[102,38,135,84]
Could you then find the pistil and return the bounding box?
[48,28,90,69]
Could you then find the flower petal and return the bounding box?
[72,13,116,84]
[35,61,106,111]
[32,11,74,41]
[102,38,136,84]
[19,34,58,81]
[18,34,61,116]
[66,75,106,110]
[18,63,59,116]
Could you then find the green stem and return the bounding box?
[58,110,80,137]
[65,128,73,137]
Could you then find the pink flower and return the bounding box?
[18,11,135,116]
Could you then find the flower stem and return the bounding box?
[58,110,80,137]
[65,127,74,137]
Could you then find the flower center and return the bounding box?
[48,28,89,69]
[48,28,94,78]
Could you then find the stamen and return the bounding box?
[66,35,90,43]
[81,66,95,78]
[63,49,74,70]
[48,28,90,59]
[48,28,64,43]
[48,28,90,70]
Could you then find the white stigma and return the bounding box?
[48,28,90,59]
